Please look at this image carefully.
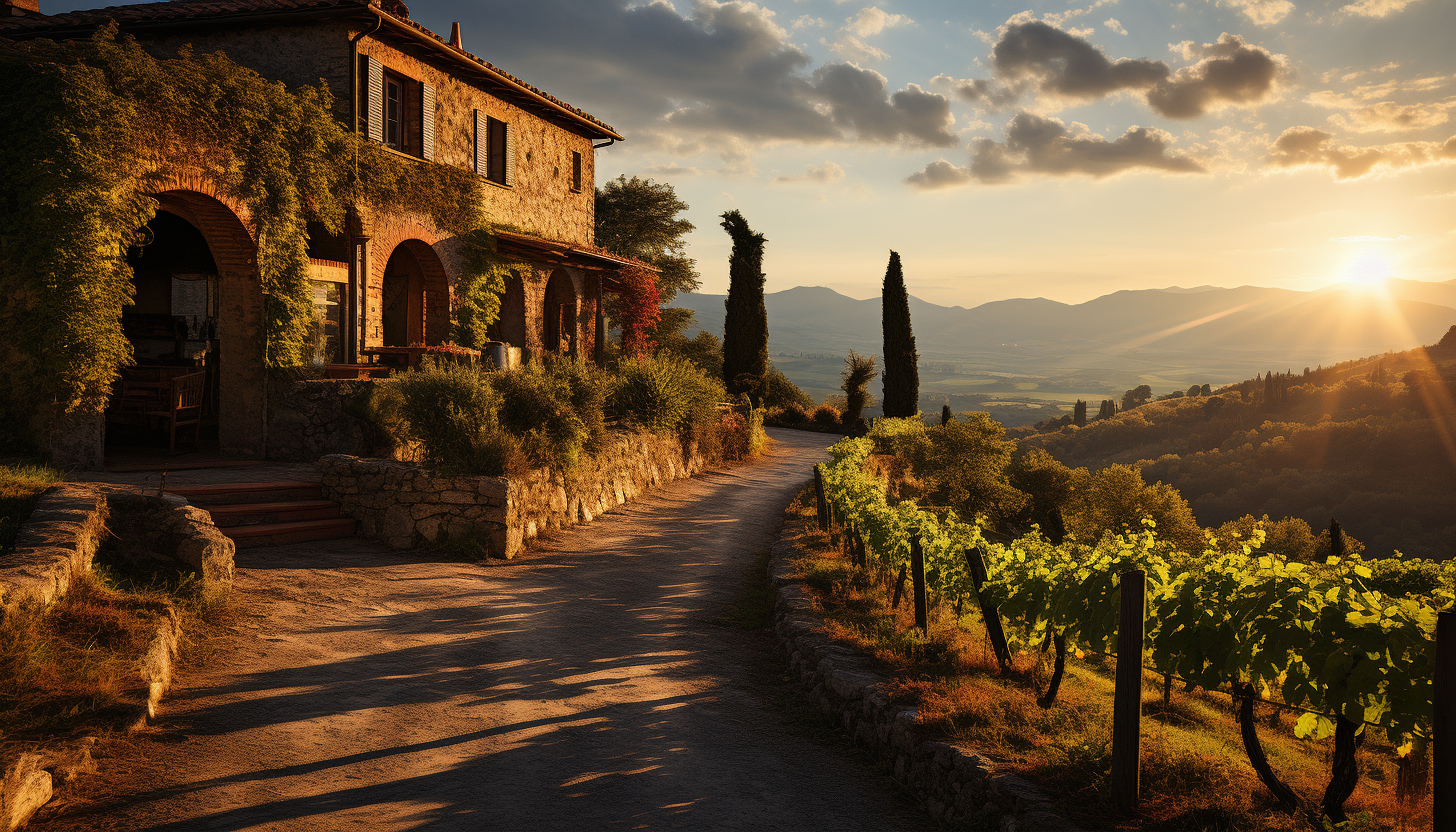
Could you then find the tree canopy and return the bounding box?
[880,250,919,418]
[595,175,699,339]
[719,210,768,402]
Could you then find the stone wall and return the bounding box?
[769,521,1082,832]
[266,376,407,462]
[319,429,705,557]
[0,485,234,613]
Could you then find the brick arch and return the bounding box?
[543,268,579,357]
[378,238,451,347]
[146,188,268,457]
[367,219,453,348]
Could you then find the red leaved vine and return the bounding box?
[617,265,661,359]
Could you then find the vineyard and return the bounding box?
[814,420,1453,830]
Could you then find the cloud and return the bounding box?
[790,15,826,30]
[642,162,701,176]
[1340,0,1423,18]
[1104,18,1127,35]
[981,20,1279,118]
[1329,101,1453,133]
[1145,34,1282,118]
[906,112,1205,188]
[1266,126,1456,179]
[990,19,1169,100]
[1330,235,1410,242]
[844,6,911,37]
[1216,0,1295,26]
[932,75,1020,109]
[772,161,847,184]
[448,1,956,154]
[827,35,888,62]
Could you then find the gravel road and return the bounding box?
[33,430,935,831]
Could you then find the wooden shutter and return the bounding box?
[366,57,385,143]
[421,82,435,161]
[504,122,515,186]
[474,109,487,175]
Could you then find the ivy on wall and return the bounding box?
[0,25,516,448]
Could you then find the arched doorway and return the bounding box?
[108,190,264,458]
[543,269,578,356]
[486,271,526,347]
[381,240,449,347]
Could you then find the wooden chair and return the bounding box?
[146,371,205,451]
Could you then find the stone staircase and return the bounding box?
[165,481,355,548]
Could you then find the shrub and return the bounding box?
[763,365,813,410]
[382,359,517,476]
[614,354,723,434]
[812,403,842,429]
[770,402,809,426]
[491,359,593,470]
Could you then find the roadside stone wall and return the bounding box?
[104,491,236,587]
[319,429,705,557]
[0,485,108,612]
[769,521,1082,832]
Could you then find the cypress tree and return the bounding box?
[719,210,769,403]
[880,250,919,417]
[1073,399,1087,427]
[940,403,953,426]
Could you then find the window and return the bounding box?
[361,56,435,160]
[571,150,582,192]
[474,110,514,186]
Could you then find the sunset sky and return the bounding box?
[51,0,1456,306]
[406,0,1456,306]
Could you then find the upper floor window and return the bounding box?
[361,56,435,161]
[474,110,515,186]
[571,151,582,193]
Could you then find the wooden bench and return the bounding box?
[145,371,205,451]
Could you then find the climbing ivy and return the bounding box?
[0,25,515,448]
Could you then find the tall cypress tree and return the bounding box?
[880,250,919,417]
[719,210,769,402]
[1073,400,1087,427]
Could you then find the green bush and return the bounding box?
[768,402,809,426]
[381,359,517,476]
[491,360,596,470]
[614,354,723,434]
[763,366,813,410]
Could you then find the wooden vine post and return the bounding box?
[1436,611,1454,832]
[910,534,928,634]
[1111,569,1146,813]
[966,546,1013,673]
[813,465,828,532]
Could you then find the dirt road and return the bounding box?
[35,430,935,831]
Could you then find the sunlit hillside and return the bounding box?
[1022,326,1456,560]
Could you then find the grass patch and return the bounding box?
[0,540,238,756]
[781,487,1433,832]
[0,462,61,556]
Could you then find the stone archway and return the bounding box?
[143,189,265,457]
[380,240,450,347]
[543,269,578,357]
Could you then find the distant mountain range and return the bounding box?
[670,279,1456,394]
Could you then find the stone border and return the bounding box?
[0,487,204,832]
[768,512,1083,831]
[0,484,109,613]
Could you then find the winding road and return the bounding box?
[36,430,935,831]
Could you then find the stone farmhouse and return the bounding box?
[1,0,644,465]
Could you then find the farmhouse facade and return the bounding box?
[0,0,642,464]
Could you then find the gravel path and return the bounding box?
[34,430,936,831]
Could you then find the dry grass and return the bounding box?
[0,462,61,556]
[783,488,1434,832]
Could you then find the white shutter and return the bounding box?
[421,82,435,161]
[474,109,487,175]
[366,57,384,143]
[504,121,515,186]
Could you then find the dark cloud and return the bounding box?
[990,20,1169,100]
[420,0,953,150]
[950,20,1280,118]
[1266,126,1456,179]
[907,112,1204,188]
[1146,35,1281,118]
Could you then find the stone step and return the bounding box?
[220,518,356,548]
[206,500,342,528]
[165,481,323,505]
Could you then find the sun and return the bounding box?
[1343,251,1394,288]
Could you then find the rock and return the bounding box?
[382,504,415,550]
[1,754,53,832]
